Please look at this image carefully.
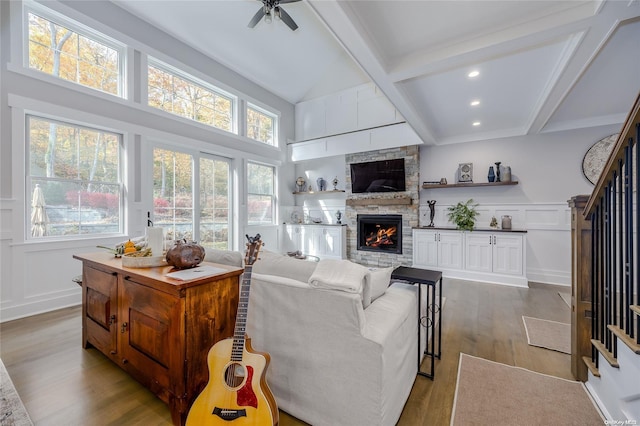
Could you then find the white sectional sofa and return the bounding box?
[246,251,425,426]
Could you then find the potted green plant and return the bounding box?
[447,199,479,231]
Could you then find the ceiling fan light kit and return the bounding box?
[248,0,301,31]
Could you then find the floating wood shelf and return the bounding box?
[422,181,519,189]
[292,190,345,195]
[346,196,413,206]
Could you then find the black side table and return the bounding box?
[391,266,443,379]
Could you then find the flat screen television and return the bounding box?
[350,158,406,193]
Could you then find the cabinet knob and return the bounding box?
[489,236,492,245]
[121,322,128,333]
[109,314,116,325]
[109,350,117,355]
[122,359,128,364]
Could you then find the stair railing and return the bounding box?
[583,92,640,370]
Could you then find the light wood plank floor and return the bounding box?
[0,279,572,425]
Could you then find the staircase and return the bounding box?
[580,92,640,420]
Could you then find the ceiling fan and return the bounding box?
[248,0,301,31]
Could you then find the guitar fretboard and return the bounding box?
[231,265,252,362]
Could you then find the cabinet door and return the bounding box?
[284,225,303,253]
[315,226,344,259]
[120,277,182,396]
[465,233,493,273]
[413,230,438,268]
[83,265,118,355]
[493,234,524,276]
[438,231,464,270]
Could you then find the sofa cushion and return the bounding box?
[308,259,368,293]
[368,266,395,302]
[204,248,243,267]
[252,250,318,283]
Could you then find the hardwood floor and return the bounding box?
[0,278,572,425]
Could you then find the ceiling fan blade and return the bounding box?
[248,7,265,28]
[278,0,301,4]
[277,6,298,31]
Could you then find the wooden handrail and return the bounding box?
[584,91,640,217]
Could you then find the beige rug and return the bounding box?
[522,316,571,354]
[558,291,571,307]
[451,354,603,426]
[1,358,33,425]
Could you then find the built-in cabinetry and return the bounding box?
[413,230,463,270]
[74,252,243,426]
[284,224,347,260]
[290,83,422,162]
[413,228,527,287]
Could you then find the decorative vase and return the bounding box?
[488,166,495,183]
[165,239,205,269]
[335,210,342,224]
[503,166,512,182]
[316,177,326,191]
[495,162,502,182]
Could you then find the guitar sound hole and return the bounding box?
[224,363,246,388]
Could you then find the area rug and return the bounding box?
[558,291,571,307]
[0,358,33,425]
[450,354,603,426]
[522,316,571,354]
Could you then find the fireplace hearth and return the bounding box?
[357,214,402,254]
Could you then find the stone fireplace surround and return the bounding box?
[345,146,419,267]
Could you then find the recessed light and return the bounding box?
[472,121,481,126]
[468,70,480,78]
[470,100,480,106]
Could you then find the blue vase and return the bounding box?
[488,166,495,182]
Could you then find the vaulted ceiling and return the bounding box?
[113,0,640,146]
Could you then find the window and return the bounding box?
[200,157,231,249]
[148,60,235,133]
[153,148,194,241]
[247,104,276,146]
[27,116,122,238]
[153,148,232,249]
[247,162,275,225]
[27,11,122,96]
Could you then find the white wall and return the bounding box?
[0,0,294,321]
[418,126,621,285]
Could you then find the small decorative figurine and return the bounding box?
[332,176,339,190]
[296,176,306,192]
[335,210,342,224]
[427,200,436,227]
[490,216,498,228]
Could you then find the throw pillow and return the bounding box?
[308,259,367,294]
[368,266,394,302]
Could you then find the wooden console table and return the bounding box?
[73,252,243,425]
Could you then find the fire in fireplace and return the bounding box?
[357,214,402,254]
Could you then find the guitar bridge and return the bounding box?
[212,407,247,421]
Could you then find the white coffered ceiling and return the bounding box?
[112,0,640,146]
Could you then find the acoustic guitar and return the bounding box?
[186,234,278,425]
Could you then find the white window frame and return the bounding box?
[25,114,125,241]
[23,2,126,98]
[246,102,278,147]
[147,57,238,135]
[246,161,277,226]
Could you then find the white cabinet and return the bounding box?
[284,224,346,260]
[413,229,527,287]
[465,233,523,276]
[413,229,463,270]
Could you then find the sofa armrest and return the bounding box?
[362,282,417,345]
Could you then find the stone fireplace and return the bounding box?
[345,146,419,267]
[357,214,402,254]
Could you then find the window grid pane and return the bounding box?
[28,12,121,96]
[247,106,275,145]
[148,64,234,133]
[247,163,275,225]
[27,116,122,238]
[199,158,230,250]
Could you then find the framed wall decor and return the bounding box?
[457,163,473,183]
[582,134,618,185]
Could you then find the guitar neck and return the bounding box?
[231,264,252,362]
